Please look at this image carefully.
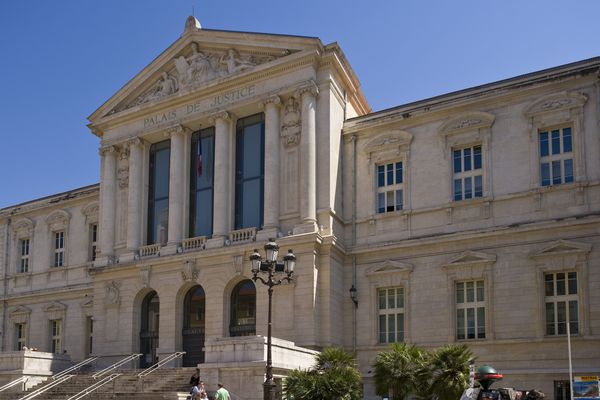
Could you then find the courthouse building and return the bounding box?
[0,17,599,399]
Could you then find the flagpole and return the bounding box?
[567,322,574,400]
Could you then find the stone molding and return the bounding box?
[529,239,592,259]
[182,259,198,282]
[442,250,497,269]
[45,209,70,232]
[297,80,319,98]
[81,202,99,223]
[261,94,281,108]
[365,259,414,277]
[281,96,301,148]
[439,111,496,136]
[12,218,35,238]
[208,110,231,124]
[105,280,122,306]
[524,91,587,117]
[164,123,191,138]
[43,301,67,321]
[98,145,117,157]
[363,130,413,164]
[9,305,32,324]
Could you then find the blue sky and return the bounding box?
[2,0,600,208]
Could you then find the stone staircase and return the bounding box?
[0,367,200,400]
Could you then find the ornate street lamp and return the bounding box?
[250,239,296,400]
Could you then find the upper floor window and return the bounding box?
[539,127,573,187]
[377,162,403,213]
[190,128,215,238]
[235,113,265,230]
[53,231,65,267]
[378,287,405,343]
[19,238,30,273]
[453,145,483,201]
[545,271,578,335]
[50,319,62,353]
[148,140,170,245]
[456,280,485,340]
[15,323,26,351]
[89,224,98,261]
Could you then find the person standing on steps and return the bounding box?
[215,382,230,400]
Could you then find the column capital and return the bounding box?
[127,137,145,148]
[98,145,117,157]
[297,80,319,98]
[261,95,281,109]
[208,110,231,124]
[164,123,191,138]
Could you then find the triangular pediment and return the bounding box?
[43,301,67,313]
[530,240,592,258]
[366,260,413,276]
[9,305,31,316]
[443,251,496,268]
[90,21,322,123]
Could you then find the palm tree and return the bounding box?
[372,342,429,400]
[283,347,362,400]
[428,344,473,400]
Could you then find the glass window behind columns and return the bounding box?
[148,140,170,244]
[189,128,215,237]
[235,113,265,230]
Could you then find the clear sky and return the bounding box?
[2,0,600,209]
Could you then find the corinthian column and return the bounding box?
[299,82,318,228]
[262,96,281,230]
[167,124,188,246]
[126,138,144,252]
[210,111,231,239]
[99,145,117,261]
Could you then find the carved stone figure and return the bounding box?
[175,43,219,87]
[150,72,178,100]
[105,281,121,305]
[281,97,301,147]
[220,49,256,74]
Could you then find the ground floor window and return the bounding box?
[378,287,404,343]
[15,323,26,351]
[50,319,62,353]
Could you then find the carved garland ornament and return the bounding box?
[281,96,301,147]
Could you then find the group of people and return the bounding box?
[189,368,230,400]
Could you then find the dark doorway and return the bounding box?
[182,285,206,366]
[140,290,159,368]
[230,280,256,337]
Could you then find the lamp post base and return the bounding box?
[263,378,277,400]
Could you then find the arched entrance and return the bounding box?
[182,285,206,366]
[230,279,256,336]
[140,290,159,368]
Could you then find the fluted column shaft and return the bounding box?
[126,138,144,251]
[211,112,231,238]
[99,146,117,257]
[167,125,186,245]
[300,84,318,224]
[263,96,281,229]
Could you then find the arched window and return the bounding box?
[182,285,205,366]
[140,291,159,368]
[230,280,256,337]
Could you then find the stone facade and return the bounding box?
[0,17,599,400]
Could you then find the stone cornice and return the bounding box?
[0,185,99,218]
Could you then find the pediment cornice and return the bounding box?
[529,239,592,259]
[366,260,414,276]
[524,91,587,117]
[439,111,495,136]
[43,301,68,313]
[443,250,497,269]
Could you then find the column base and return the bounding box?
[119,251,138,263]
[206,236,226,249]
[292,221,317,235]
[161,243,180,256]
[256,227,279,242]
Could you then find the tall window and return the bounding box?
[148,140,170,244]
[545,272,578,335]
[54,231,65,267]
[456,280,485,340]
[453,145,483,201]
[86,317,94,356]
[190,128,215,238]
[19,238,30,273]
[539,127,573,186]
[50,319,62,353]
[89,224,98,261]
[378,287,405,343]
[377,162,403,213]
[235,114,265,230]
[230,280,256,337]
[15,323,26,351]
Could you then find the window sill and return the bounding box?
[450,196,491,208]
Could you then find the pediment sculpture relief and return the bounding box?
[116,44,277,112]
[281,96,301,147]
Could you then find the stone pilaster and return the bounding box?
[126,138,144,253]
[209,111,231,243]
[98,145,117,263]
[260,96,282,239]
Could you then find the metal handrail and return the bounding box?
[17,375,74,400]
[53,356,99,380]
[92,353,142,379]
[0,376,27,392]
[137,351,186,378]
[67,373,121,400]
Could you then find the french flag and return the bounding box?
[196,137,203,176]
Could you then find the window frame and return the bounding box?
[538,126,574,187]
[189,127,216,238]
[455,279,486,340]
[147,139,171,245]
[15,323,27,351]
[452,144,484,201]
[53,230,65,267]
[544,271,579,336]
[377,287,405,344]
[50,319,62,354]
[376,161,404,214]
[19,238,30,273]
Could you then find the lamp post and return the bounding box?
[250,238,296,400]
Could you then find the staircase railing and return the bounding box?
[53,356,99,380]
[66,373,121,400]
[137,351,186,378]
[0,376,27,392]
[92,353,142,379]
[17,374,74,400]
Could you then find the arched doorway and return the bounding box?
[230,280,256,337]
[140,290,159,368]
[182,285,205,366]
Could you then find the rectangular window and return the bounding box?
[15,323,26,351]
[235,113,265,230]
[86,317,94,356]
[54,231,65,267]
[378,287,404,343]
[376,162,403,213]
[50,319,62,354]
[148,140,170,244]
[456,280,485,340]
[539,127,574,187]
[19,238,30,273]
[545,272,578,336]
[453,145,483,201]
[89,224,98,261]
[190,128,215,238]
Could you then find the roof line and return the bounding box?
[0,183,99,212]
[199,27,319,40]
